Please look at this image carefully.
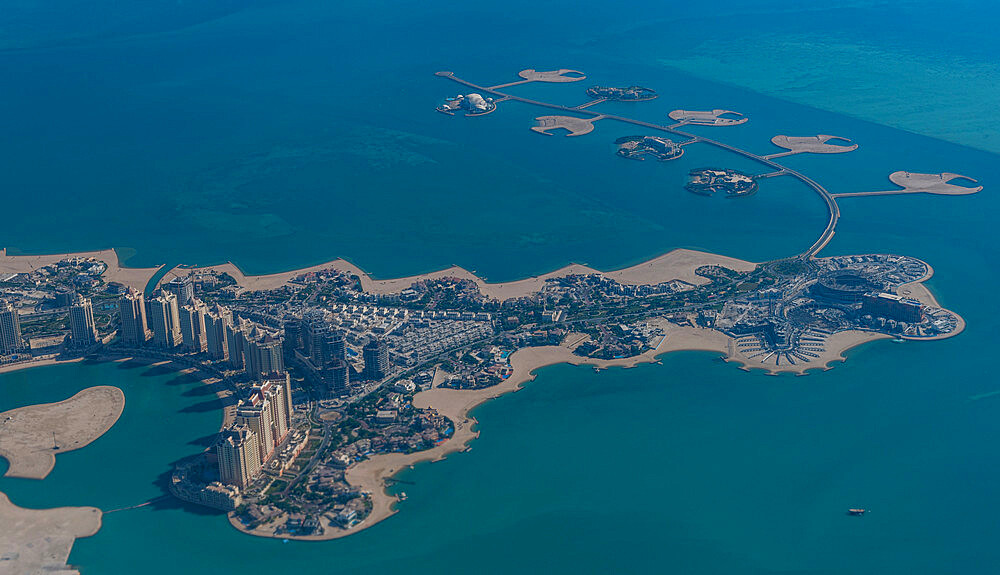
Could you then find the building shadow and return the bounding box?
[180,395,235,414]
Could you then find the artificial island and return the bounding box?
[0,67,983,573]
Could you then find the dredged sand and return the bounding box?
[0,492,102,575]
[0,386,123,574]
[0,386,125,480]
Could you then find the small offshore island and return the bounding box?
[585,85,657,101]
[0,66,986,573]
[686,168,758,197]
[615,135,684,161]
[435,93,497,116]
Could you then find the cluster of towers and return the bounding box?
[282,310,389,397]
[216,375,294,489]
[117,276,284,380]
[1,294,100,357]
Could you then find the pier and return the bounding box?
[104,495,172,514]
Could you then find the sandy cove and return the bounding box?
[0,247,161,293]
[157,248,757,299]
[237,322,885,541]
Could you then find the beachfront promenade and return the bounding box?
[437,71,844,259]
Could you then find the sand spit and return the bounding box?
[0,492,102,575]
[159,248,757,300]
[0,248,161,292]
[0,386,125,480]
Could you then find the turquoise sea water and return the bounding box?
[2,0,1000,573]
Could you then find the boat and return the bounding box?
[847,508,866,516]
[892,337,905,343]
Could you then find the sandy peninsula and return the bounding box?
[0,386,125,480]
[0,247,161,292]
[158,248,757,300]
[0,492,102,575]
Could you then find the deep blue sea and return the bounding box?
[2,1,1000,573]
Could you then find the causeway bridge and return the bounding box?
[436,71,840,259]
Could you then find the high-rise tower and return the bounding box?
[118,288,149,347]
[68,295,99,348]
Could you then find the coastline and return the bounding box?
[231,322,886,541]
[157,248,757,299]
[1,247,961,541]
[726,329,894,375]
[0,247,161,292]
[0,356,227,574]
[0,492,102,575]
[0,355,85,375]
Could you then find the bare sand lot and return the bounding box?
[0,386,125,480]
[0,492,102,575]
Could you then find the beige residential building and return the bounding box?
[68,295,99,348]
[178,299,208,352]
[234,375,294,465]
[204,304,232,360]
[118,288,149,347]
[148,292,182,348]
[216,424,261,490]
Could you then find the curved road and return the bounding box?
[436,71,840,258]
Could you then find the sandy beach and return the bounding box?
[0,386,126,480]
[158,248,757,299]
[0,356,85,376]
[894,259,939,307]
[0,247,162,292]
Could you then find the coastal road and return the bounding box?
[437,72,840,259]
